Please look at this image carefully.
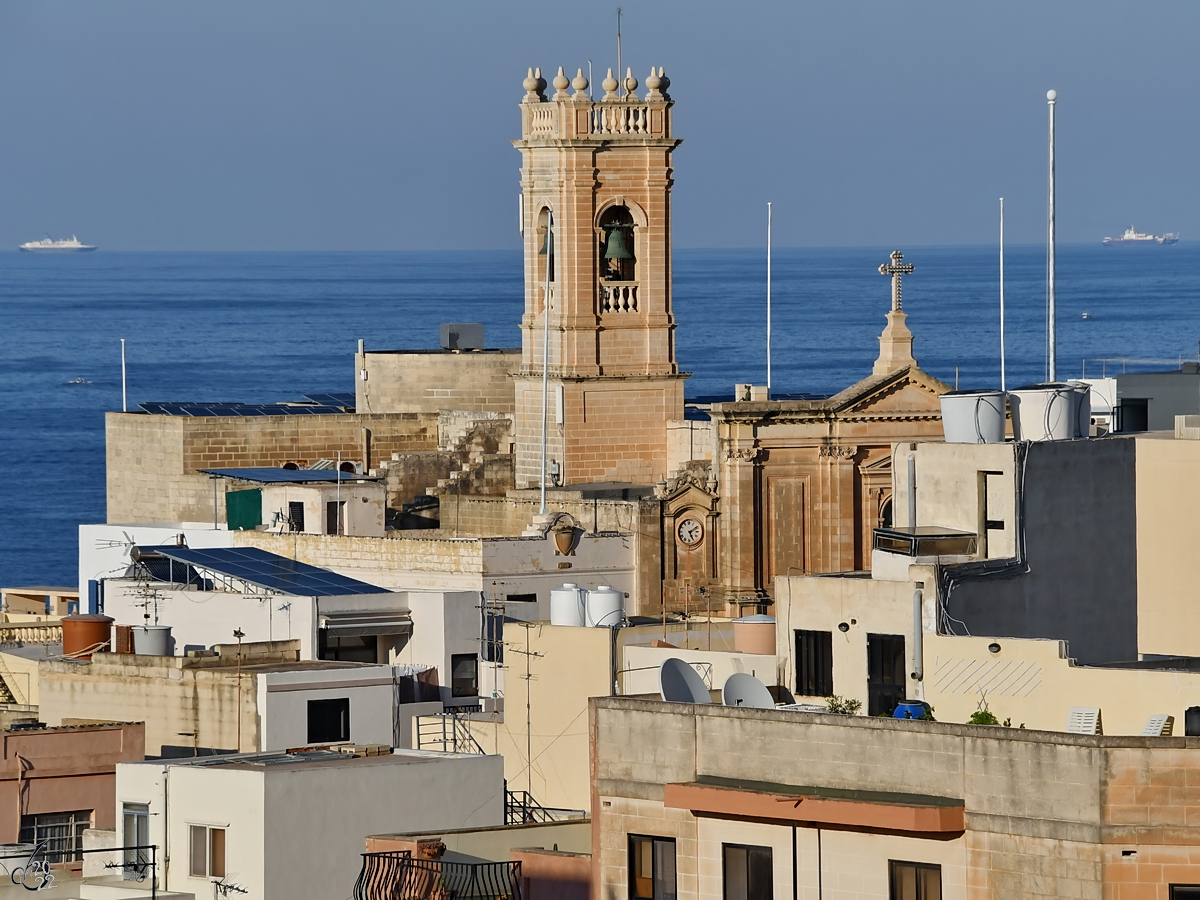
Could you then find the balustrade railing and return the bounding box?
[354,851,522,900]
[592,103,650,135]
[600,283,638,313]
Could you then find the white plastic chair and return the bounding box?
[1141,714,1174,737]
[1066,707,1103,735]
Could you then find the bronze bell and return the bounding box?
[602,226,633,260]
[538,227,554,256]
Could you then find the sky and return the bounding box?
[1,1,1197,251]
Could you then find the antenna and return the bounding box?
[766,202,772,398]
[722,672,775,709]
[1047,89,1058,382]
[509,622,545,795]
[999,198,1006,391]
[658,658,712,704]
[616,8,623,98]
[539,212,553,515]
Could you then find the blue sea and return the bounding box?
[4,244,1200,588]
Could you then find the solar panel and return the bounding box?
[200,467,372,484]
[304,393,356,408]
[138,402,343,417]
[138,545,390,597]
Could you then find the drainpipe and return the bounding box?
[907,452,917,528]
[912,584,925,702]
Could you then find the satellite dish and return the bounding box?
[659,658,712,704]
[722,673,775,709]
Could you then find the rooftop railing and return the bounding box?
[353,851,522,900]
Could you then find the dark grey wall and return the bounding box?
[943,438,1138,665]
[1118,371,1200,431]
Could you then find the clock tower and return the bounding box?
[512,64,686,489]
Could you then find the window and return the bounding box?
[189,825,226,878]
[483,613,504,664]
[451,653,479,697]
[723,844,773,900]
[288,501,305,532]
[868,633,907,716]
[505,593,538,603]
[599,205,637,282]
[318,630,377,663]
[122,803,150,878]
[20,810,90,863]
[307,697,350,743]
[795,630,833,697]
[326,500,346,535]
[629,835,676,900]
[1171,888,1200,899]
[889,860,941,900]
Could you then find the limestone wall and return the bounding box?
[106,411,438,524]
[592,698,1200,900]
[356,350,519,415]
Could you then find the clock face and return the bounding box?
[677,518,704,546]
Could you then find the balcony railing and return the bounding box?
[504,787,587,825]
[354,851,522,900]
[600,282,638,313]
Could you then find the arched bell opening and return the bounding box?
[536,207,555,291]
[598,206,636,283]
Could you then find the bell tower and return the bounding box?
[513,64,685,489]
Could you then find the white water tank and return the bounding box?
[585,585,624,627]
[133,625,172,656]
[1010,383,1090,441]
[939,390,1007,443]
[549,583,585,627]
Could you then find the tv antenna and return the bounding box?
[508,622,544,795]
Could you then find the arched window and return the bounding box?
[537,207,555,284]
[879,497,893,529]
[598,206,636,282]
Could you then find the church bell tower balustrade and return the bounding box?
[600,282,639,313]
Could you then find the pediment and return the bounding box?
[830,367,948,415]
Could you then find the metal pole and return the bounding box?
[766,202,772,398]
[120,338,127,412]
[1047,90,1057,382]
[616,8,622,98]
[1000,198,1006,391]
[539,212,553,515]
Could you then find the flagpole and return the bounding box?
[1047,89,1057,383]
[1000,198,1006,392]
[539,212,553,515]
[766,202,772,399]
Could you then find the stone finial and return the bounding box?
[602,67,619,100]
[873,251,918,376]
[553,66,571,99]
[535,67,547,98]
[623,67,638,96]
[658,67,671,99]
[572,68,589,96]
[645,67,662,98]
[522,67,540,100]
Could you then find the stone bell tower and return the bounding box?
[513,64,686,489]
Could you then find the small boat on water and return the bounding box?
[18,235,97,253]
[1102,226,1178,246]
[66,377,92,385]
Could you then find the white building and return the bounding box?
[114,747,505,900]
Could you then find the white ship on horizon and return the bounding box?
[18,235,97,252]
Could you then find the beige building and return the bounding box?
[592,696,1200,900]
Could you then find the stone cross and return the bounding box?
[878,250,915,312]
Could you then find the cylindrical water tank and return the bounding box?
[549,583,585,627]
[585,585,624,627]
[61,614,114,660]
[132,625,172,656]
[732,614,776,654]
[939,390,1007,443]
[1010,383,1089,441]
[1067,380,1093,437]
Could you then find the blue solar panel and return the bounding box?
[303,393,356,408]
[138,546,389,597]
[200,467,371,483]
[139,402,342,417]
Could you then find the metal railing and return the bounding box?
[354,851,521,900]
[0,842,159,897]
[504,787,587,825]
[416,712,485,755]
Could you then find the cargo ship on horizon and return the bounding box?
[1102,226,1179,246]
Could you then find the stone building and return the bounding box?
[591,696,1200,900]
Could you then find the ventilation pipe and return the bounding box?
[912,584,925,701]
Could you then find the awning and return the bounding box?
[320,611,413,638]
[664,776,964,834]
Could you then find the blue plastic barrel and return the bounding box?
[893,701,931,720]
